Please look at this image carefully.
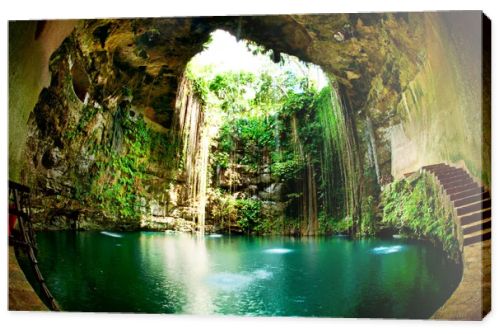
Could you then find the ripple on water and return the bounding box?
[263,248,293,254]
[252,269,273,280]
[206,273,253,291]
[206,269,273,291]
[207,234,223,238]
[100,231,122,238]
[371,245,404,255]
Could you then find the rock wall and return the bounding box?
[390,13,489,187]
[9,20,76,182]
[207,158,290,234]
[9,12,489,231]
[22,32,184,231]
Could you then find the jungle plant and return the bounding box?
[380,174,459,260]
[236,198,263,233]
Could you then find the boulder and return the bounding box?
[149,199,165,216]
[258,183,284,201]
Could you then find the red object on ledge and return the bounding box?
[8,204,17,237]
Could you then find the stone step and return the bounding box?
[430,166,464,175]
[444,180,476,192]
[457,198,491,216]
[422,164,492,249]
[450,187,485,201]
[438,173,470,184]
[437,170,468,181]
[460,208,491,226]
[454,191,490,208]
[439,175,472,186]
[432,168,461,176]
[464,225,491,238]
[442,177,474,189]
[462,219,491,236]
[430,169,457,176]
[463,231,491,246]
[446,183,480,196]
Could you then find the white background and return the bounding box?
[0,1,498,333]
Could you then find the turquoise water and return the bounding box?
[33,231,461,318]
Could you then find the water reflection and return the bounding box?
[34,232,461,318]
[371,245,405,255]
[161,233,214,314]
[100,231,122,238]
[263,248,293,254]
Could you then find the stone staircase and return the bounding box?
[422,163,491,247]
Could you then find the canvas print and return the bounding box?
[8,11,491,320]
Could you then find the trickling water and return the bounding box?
[175,76,209,234]
[304,155,318,235]
[365,116,380,184]
[287,83,358,235]
[317,85,358,224]
[290,115,318,235]
[196,128,210,235]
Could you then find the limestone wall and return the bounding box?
[391,13,489,187]
[9,20,75,182]
[8,13,490,230]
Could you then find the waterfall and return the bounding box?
[304,155,319,235]
[365,116,380,184]
[174,76,209,234]
[196,130,210,235]
[290,115,318,235]
[316,84,358,225]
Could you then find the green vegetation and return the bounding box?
[71,102,176,220]
[380,174,460,260]
[318,212,352,235]
[187,50,358,235]
[216,115,277,172]
[65,104,100,140]
[235,198,263,233]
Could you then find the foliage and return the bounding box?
[318,212,352,235]
[187,46,359,236]
[270,154,304,181]
[216,116,277,171]
[188,58,360,236]
[380,174,460,260]
[213,190,238,227]
[72,102,175,221]
[66,104,100,140]
[235,198,263,233]
[281,88,316,118]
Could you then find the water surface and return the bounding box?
[33,231,461,318]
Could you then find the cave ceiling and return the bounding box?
[71,14,423,128]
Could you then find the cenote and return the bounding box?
[9,13,488,319]
[26,231,461,318]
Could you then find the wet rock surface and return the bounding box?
[13,13,488,234]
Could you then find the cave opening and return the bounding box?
[9,14,484,317]
[177,29,356,236]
